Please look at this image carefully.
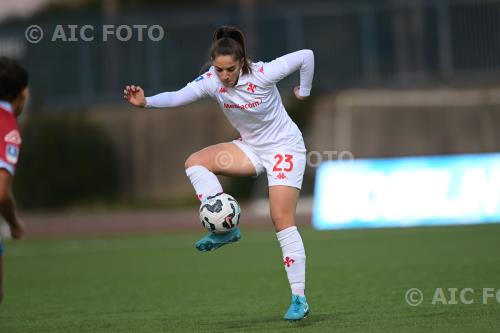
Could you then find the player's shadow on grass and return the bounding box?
[221,313,332,330]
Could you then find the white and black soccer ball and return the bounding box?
[199,193,241,234]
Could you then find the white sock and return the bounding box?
[185,165,223,202]
[276,226,306,297]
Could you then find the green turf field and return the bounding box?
[0,224,499,332]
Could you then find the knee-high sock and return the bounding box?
[276,226,306,296]
[185,165,223,202]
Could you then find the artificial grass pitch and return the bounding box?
[0,224,499,332]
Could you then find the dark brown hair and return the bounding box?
[207,26,251,75]
[0,56,28,102]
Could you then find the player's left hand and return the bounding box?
[10,219,24,240]
[294,86,307,100]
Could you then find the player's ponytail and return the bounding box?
[208,26,252,75]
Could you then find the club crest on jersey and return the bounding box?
[246,82,256,93]
[206,72,213,78]
[4,130,21,145]
[258,66,264,74]
[6,144,19,164]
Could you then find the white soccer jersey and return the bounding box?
[145,49,314,149]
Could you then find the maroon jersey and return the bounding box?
[0,103,21,175]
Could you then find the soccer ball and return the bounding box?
[199,193,241,234]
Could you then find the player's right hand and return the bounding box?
[123,85,146,108]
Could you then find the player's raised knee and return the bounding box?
[185,153,207,170]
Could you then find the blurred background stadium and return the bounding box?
[1,0,500,217]
[1,1,500,332]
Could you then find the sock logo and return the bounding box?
[283,256,295,267]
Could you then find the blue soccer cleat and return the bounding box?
[284,295,310,321]
[195,227,241,252]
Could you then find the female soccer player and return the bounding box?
[124,26,314,321]
[0,56,28,302]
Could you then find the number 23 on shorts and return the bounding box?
[273,153,294,172]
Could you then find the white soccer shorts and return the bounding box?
[232,138,306,189]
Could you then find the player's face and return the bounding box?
[12,87,29,118]
[213,55,243,87]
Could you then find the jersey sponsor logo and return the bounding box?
[223,98,262,111]
[4,130,21,145]
[6,144,19,164]
[194,75,204,82]
[246,82,256,93]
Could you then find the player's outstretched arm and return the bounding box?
[124,84,204,109]
[0,169,24,239]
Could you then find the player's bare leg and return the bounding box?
[0,255,4,302]
[185,142,257,177]
[269,185,300,231]
[185,142,256,251]
[269,185,309,320]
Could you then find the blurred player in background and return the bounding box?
[124,26,314,321]
[0,56,28,302]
